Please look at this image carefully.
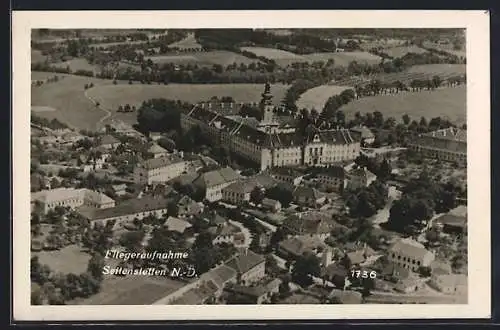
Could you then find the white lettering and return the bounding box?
[102,265,111,275]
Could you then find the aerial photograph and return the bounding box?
[29,28,467,305]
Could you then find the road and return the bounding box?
[370,185,401,228]
[84,89,112,131]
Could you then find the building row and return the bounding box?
[31,187,115,214]
[409,127,467,166]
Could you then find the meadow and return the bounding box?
[31,72,113,130]
[146,50,262,66]
[31,49,47,64]
[296,85,351,110]
[382,45,428,58]
[32,244,91,275]
[168,34,202,50]
[302,51,382,66]
[240,46,306,66]
[86,82,289,111]
[51,58,101,73]
[339,85,466,124]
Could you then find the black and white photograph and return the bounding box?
[12,10,490,321]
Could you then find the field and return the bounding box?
[168,33,202,50]
[422,41,466,58]
[86,82,289,111]
[382,45,428,58]
[70,275,185,305]
[296,85,351,110]
[146,50,261,66]
[240,46,306,66]
[340,85,466,124]
[32,245,91,275]
[332,64,466,87]
[31,50,47,64]
[303,51,382,66]
[359,39,406,51]
[52,58,101,73]
[31,72,113,130]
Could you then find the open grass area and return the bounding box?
[32,244,91,275]
[296,85,351,110]
[303,51,382,66]
[240,46,306,66]
[70,275,185,305]
[168,33,202,50]
[52,58,101,73]
[146,50,261,66]
[332,64,466,87]
[31,50,47,64]
[31,72,113,130]
[382,45,428,58]
[340,85,466,125]
[86,82,289,111]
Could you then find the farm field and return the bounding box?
[32,245,91,275]
[422,41,466,58]
[296,85,351,110]
[302,51,382,66]
[52,58,101,73]
[86,83,290,111]
[340,85,466,125]
[146,50,261,66]
[32,71,69,82]
[240,46,306,66]
[382,45,428,58]
[359,39,406,51]
[31,72,113,130]
[332,64,466,87]
[70,275,185,305]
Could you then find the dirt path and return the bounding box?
[83,89,113,131]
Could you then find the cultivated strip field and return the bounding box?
[296,85,351,110]
[332,64,466,87]
[31,72,113,130]
[340,85,466,124]
[86,83,290,110]
[146,50,262,66]
[302,52,382,66]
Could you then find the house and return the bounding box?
[98,134,120,150]
[328,289,363,304]
[345,244,376,267]
[225,249,266,285]
[31,188,115,214]
[149,132,164,142]
[163,216,193,235]
[435,205,467,234]
[350,126,375,146]
[269,167,305,186]
[148,143,169,159]
[387,238,435,272]
[428,273,467,295]
[224,278,282,304]
[292,186,326,208]
[222,180,258,205]
[200,264,238,297]
[409,127,466,167]
[278,236,328,260]
[430,260,453,275]
[283,211,336,240]
[257,230,273,249]
[321,263,349,285]
[346,167,377,191]
[193,167,240,202]
[77,196,170,229]
[316,166,347,193]
[177,195,203,218]
[112,184,128,196]
[394,277,425,294]
[381,262,411,282]
[261,198,281,213]
[209,222,241,245]
[170,280,219,305]
[134,154,186,185]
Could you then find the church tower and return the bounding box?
[259,82,275,124]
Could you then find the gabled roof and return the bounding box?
[285,211,335,235]
[388,238,434,261]
[194,167,240,188]
[148,143,168,155]
[201,264,237,290]
[349,167,376,180]
[262,198,280,207]
[163,216,193,234]
[293,186,324,201]
[139,154,184,170]
[317,166,346,179]
[350,126,375,139]
[208,223,241,237]
[225,249,265,274]
[279,236,327,257]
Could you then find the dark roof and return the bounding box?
[293,186,324,201]
[226,249,265,274]
[225,278,282,298]
[194,167,240,188]
[279,236,327,257]
[322,263,349,278]
[170,280,218,305]
[201,265,237,290]
[305,128,357,145]
[412,128,467,153]
[317,166,346,179]
[270,167,305,178]
[350,126,375,139]
[139,154,184,170]
[78,196,170,221]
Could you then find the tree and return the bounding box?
[265,185,293,207]
[250,186,265,205]
[31,256,51,285]
[119,230,145,251]
[270,226,288,248]
[87,253,105,281]
[377,158,392,181]
[291,253,321,287]
[167,201,179,217]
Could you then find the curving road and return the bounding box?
[83,88,113,131]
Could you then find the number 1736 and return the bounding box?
[351,270,377,278]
